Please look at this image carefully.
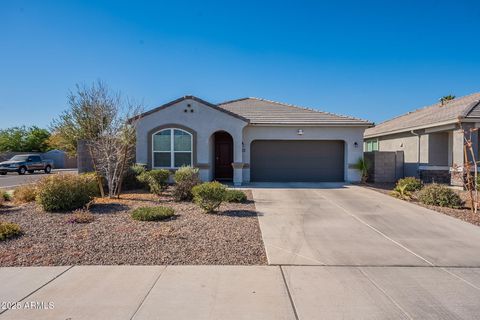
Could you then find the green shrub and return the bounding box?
[36,173,99,212]
[0,222,22,241]
[192,181,227,213]
[224,189,247,203]
[131,164,147,176]
[390,184,412,200]
[137,169,170,195]
[14,184,38,203]
[173,166,200,201]
[417,184,462,208]
[122,164,147,190]
[394,177,423,193]
[1,191,11,202]
[131,206,175,221]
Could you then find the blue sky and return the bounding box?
[1,0,480,129]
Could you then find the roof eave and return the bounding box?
[364,118,463,138]
[249,122,374,127]
[129,95,250,123]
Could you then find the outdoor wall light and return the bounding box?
[354,142,358,148]
[297,129,304,135]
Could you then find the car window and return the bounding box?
[31,156,41,162]
[11,155,28,161]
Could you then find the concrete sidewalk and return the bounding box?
[1,265,480,319]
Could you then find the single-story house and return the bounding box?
[364,93,480,185]
[134,96,372,185]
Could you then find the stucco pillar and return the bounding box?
[232,163,244,186]
[451,128,465,186]
[232,134,244,186]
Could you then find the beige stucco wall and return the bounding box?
[135,98,247,182]
[242,125,366,182]
[378,132,423,177]
[377,131,451,177]
[136,98,368,184]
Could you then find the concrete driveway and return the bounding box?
[253,183,480,266]
[2,183,480,319]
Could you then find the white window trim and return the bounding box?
[366,138,379,152]
[152,128,193,169]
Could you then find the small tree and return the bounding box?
[0,126,51,152]
[440,95,455,105]
[452,124,478,213]
[51,81,142,198]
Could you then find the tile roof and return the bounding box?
[365,93,480,138]
[218,97,372,125]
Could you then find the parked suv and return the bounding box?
[0,154,54,175]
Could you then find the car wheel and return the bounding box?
[0,172,6,175]
[28,170,35,174]
[18,167,26,175]
[44,165,52,174]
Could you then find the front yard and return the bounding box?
[364,182,480,227]
[0,188,267,266]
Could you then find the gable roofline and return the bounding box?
[130,95,249,123]
[219,97,373,125]
[365,93,480,138]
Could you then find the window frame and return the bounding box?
[152,128,193,169]
[365,139,379,152]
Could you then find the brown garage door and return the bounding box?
[250,140,345,182]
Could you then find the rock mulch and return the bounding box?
[363,183,480,227]
[0,189,267,266]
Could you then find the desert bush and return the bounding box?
[224,189,247,203]
[394,177,423,193]
[417,184,462,208]
[14,184,38,203]
[173,166,200,201]
[137,169,170,195]
[192,181,227,213]
[36,173,99,212]
[68,209,95,224]
[1,190,11,202]
[122,164,147,191]
[0,222,22,241]
[131,206,175,221]
[390,184,412,200]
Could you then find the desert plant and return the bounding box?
[13,184,38,203]
[0,222,22,241]
[1,190,11,202]
[68,209,95,224]
[51,80,143,198]
[417,184,462,208]
[394,177,423,193]
[224,189,247,203]
[131,206,175,221]
[352,157,370,183]
[122,164,148,191]
[390,184,412,200]
[36,173,99,212]
[137,169,170,195]
[173,166,200,201]
[192,181,227,213]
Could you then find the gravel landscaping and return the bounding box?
[363,183,480,227]
[0,189,267,266]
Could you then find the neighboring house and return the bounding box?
[364,93,480,185]
[134,96,372,185]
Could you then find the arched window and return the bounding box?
[152,128,192,168]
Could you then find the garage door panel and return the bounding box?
[251,140,344,182]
